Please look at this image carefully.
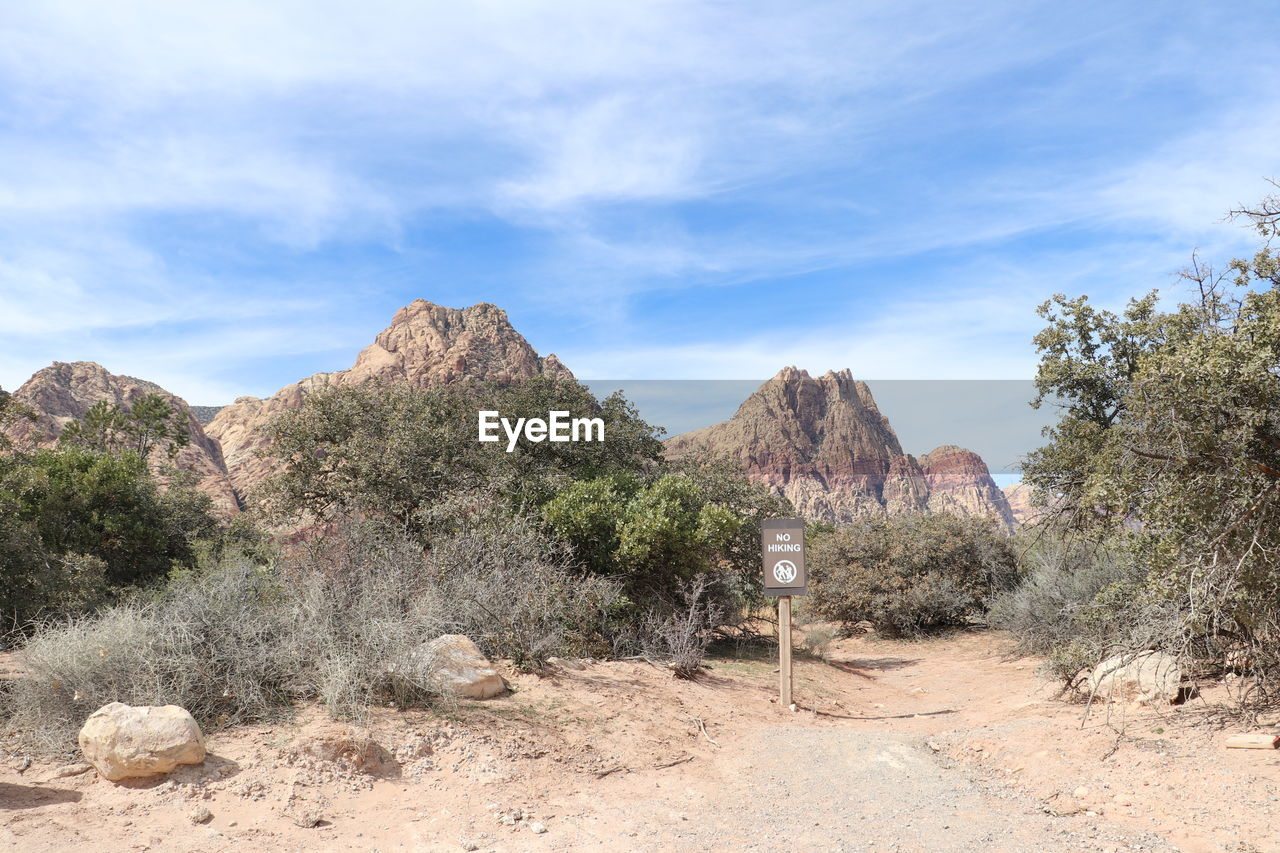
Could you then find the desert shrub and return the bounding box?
[638,575,723,678]
[278,520,450,717]
[423,505,621,668]
[988,534,1177,683]
[801,623,839,659]
[543,467,790,624]
[1020,190,1280,704]
[808,513,1019,637]
[4,561,291,752]
[0,446,220,624]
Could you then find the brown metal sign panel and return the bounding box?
[761,517,807,596]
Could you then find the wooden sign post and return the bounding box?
[761,518,807,708]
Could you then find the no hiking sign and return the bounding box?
[761,518,807,597]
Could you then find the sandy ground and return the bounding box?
[2,630,1279,852]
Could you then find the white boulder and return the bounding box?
[423,635,507,699]
[78,702,206,781]
[1081,651,1182,705]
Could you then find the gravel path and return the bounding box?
[563,726,1180,852]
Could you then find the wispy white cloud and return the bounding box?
[0,1,1277,400]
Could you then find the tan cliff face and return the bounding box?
[3,361,240,514]
[664,368,1016,530]
[205,299,573,500]
[1002,482,1055,528]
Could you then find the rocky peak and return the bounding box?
[4,361,239,514]
[919,445,1016,530]
[206,299,573,499]
[666,369,1016,530]
[344,299,573,386]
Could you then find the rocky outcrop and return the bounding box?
[920,446,1016,530]
[78,703,207,781]
[665,367,1015,530]
[4,362,240,514]
[206,300,571,499]
[1003,482,1053,527]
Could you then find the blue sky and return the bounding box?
[1,1,1278,405]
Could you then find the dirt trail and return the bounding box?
[2,632,1276,852]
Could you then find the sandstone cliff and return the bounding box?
[920,445,1016,529]
[206,299,572,499]
[665,368,1016,530]
[1003,482,1052,528]
[4,361,240,514]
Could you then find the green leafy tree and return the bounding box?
[260,379,665,532]
[1023,187,1280,689]
[543,469,783,606]
[0,446,219,623]
[59,394,190,460]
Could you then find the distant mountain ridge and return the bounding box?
[189,406,224,425]
[664,367,1016,530]
[5,303,1016,530]
[4,300,570,512]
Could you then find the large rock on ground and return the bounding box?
[78,702,207,781]
[421,635,507,699]
[1081,652,1183,705]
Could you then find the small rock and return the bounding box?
[529,821,547,834]
[460,840,481,852]
[189,806,212,825]
[289,723,395,776]
[1073,786,1090,799]
[54,763,93,778]
[391,635,507,700]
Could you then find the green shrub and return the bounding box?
[808,513,1018,637]
[0,446,219,624]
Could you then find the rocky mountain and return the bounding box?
[189,406,224,425]
[4,300,571,513]
[3,361,240,514]
[665,368,1016,530]
[1002,482,1054,528]
[206,299,572,498]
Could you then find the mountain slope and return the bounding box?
[205,299,573,498]
[4,361,240,514]
[665,368,1015,529]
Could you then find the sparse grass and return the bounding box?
[3,562,293,753]
[2,515,622,753]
